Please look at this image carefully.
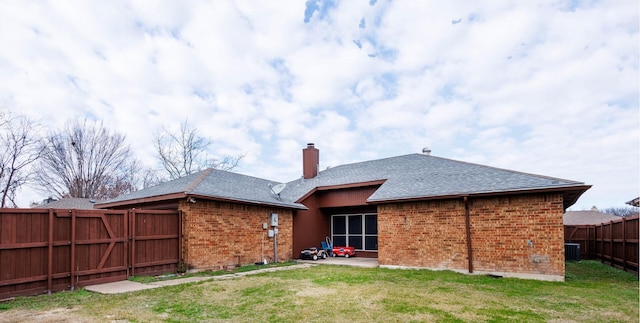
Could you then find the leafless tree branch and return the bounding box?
[154,119,245,179]
[0,111,44,207]
[34,119,135,200]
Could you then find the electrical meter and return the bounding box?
[270,213,278,226]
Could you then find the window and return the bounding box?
[331,213,377,251]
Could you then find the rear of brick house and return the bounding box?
[285,144,589,281]
[97,144,589,281]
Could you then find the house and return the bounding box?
[36,197,102,210]
[96,144,590,281]
[563,210,619,226]
[95,169,305,270]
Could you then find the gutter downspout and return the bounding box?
[464,196,473,273]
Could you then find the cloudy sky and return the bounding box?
[0,0,638,209]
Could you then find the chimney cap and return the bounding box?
[422,147,431,156]
[307,143,315,148]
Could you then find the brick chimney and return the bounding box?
[302,143,319,179]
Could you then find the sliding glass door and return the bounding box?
[331,213,377,251]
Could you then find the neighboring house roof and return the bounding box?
[96,168,306,209]
[97,153,589,210]
[38,198,101,210]
[281,154,589,208]
[626,197,639,207]
[563,210,619,225]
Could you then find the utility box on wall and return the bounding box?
[270,213,278,226]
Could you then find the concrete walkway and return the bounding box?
[85,263,314,294]
[85,258,378,295]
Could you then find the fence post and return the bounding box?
[179,210,183,273]
[130,209,136,277]
[589,225,595,259]
[608,221,614,267]
[597,224,603,263]
[622,218,626,272]
[124,210,129,278]
[585,226,590,259]
[70,209,76,291]
[47,209,54,295]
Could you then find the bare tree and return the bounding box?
[140,167,162,188]
[119,160,162,192]
[154,120,245,179]
[34,119,135,200]
[602,207,639,218]
[0,112,44,207]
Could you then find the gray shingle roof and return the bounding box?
[189,169,304,208]
[38,198,102,210]
[563,211,619,225]
[98,153,588,209]
[97,169,305,209]
[280,154,587,203]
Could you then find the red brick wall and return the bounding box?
[179,200,293,270]
[378,199,468,271]
[378,193,565,280]
[469,194,565,277]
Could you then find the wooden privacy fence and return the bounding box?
[565,216,638,275]
[0,208,181,299]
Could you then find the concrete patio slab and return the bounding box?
[84,263,315,294]
[84,280,158,294]
[297,257,378,268]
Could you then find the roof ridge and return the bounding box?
[316,153,418,174]
[184,168,214,193]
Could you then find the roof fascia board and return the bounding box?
[367,185,592,205]
[187,194,308,210]
[94,192,187,209]
[95,192,307,210]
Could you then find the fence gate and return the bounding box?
[69,209,129,288]
[0,208,181,299]
[129,209,181,277]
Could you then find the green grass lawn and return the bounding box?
[1,261,637,322]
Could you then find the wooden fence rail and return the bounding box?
[0,208,181,300]
[565,216,638,275]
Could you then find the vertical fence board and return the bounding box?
[565,216,638,276]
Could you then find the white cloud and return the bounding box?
[0,0,637,209]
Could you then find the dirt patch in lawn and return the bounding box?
[0,308,100,323]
